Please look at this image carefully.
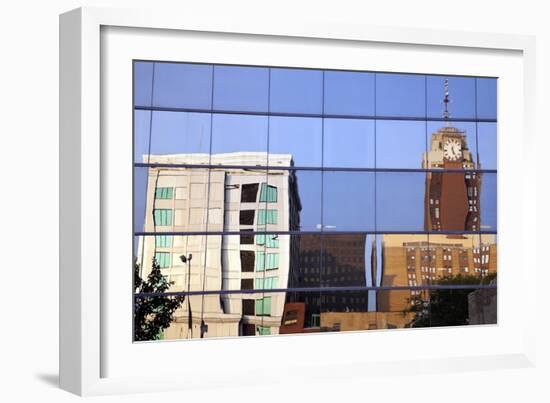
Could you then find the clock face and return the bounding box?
[443,138,462,161]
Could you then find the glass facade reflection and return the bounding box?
[133,61,497,341]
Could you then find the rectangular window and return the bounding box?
[256,252,279,271]
[240,229,254,245]
[257,209,278,225]
[239,210,255,225]
[154,209,173,226]
[242,299,255,316]
[255,297,272,316]
[241,183,259,203]
[255,277,278,290]
[257,326,271,335]
[241,278,254,290]
[311,314,321,327]
[155,252,170,268]
[259,183,278,202]
[256,232,279,248]
[155,235,172,248]
[155,187,173,199]
[240,250,255,272]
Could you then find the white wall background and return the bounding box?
[0,0,548,401]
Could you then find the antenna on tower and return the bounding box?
[443,79,451,126]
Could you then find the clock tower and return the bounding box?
[423,80,480,232]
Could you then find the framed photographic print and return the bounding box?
[60,7,537,396]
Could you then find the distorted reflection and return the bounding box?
[133,62,497,341]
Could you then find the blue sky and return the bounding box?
[133,62,497,234]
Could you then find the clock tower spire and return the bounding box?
[443,78,451,125]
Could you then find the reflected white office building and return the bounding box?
[136,152,299,338]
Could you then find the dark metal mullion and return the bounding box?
[134,162,497,174]
[135,230,497,236]
[134,284,497,299]
[134,105,497,123]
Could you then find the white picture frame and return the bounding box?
[59,6,537,396]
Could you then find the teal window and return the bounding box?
[257,326,271,335]
[255,297,272,316]
[255,277,278,290]
[255,252,279,271]
[257,209,278,225]
[255,251,265,271]
[266,235,279,248]
[259,183,278,202]
[311,314,321,327]
[155,252,170,268]
[155,187,174,199]
[155,235,172,248]
[256,231,279,248]
[154,209,173,226]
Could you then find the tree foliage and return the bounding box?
[134,259,185,341]
[407,273,496,328]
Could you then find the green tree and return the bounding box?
[134,258,185,341]
[407,273,496,328]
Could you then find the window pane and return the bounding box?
[135,166,210,233]
[257,209,278,225]
[477,122,497,170]
[240,210,255,225]
[425,170,482,232]
[155,187,174,199]
[376,235,429,297]
[322,172,375,231]
[149,111,211,162]
[427,76,475,120]
[268,170,322,232]
[376,120,426,169]
[134,61,154,107]
[155,235,173,248]
[211,114,268,164]
[375,73,425,118]
[259,183,278,202]
[255,297,272,316]
[269,68,323,114]
[480,173,497,232]
[324,71,375,116]
[213,65,269,112]
[208,169,266,232]
[240,250,255,272]
[376,172,425,231]
[134,110,152,164]
[133,234,212,292]
[155,252,171,268]
[241,183,259,203]
[426,122,477,170]
[476,78,497,120]
[323,119,375,168]
[134,167,149,233]
[320,290,371,329]
[286,234,321,289]
[268,116,322,168]
[321,234,368,288]
[152,62,213,109]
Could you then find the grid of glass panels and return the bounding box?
[133,61,497,341]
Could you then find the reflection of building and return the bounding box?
[468,278,497,324]
[375,81,497,325]
[377,234,497,318]
[282,234,368,332]
[136,152,299,338]
[422,81,481,232]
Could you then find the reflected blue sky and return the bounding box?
[133,62,497,234]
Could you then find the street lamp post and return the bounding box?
[180,253,193,338]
